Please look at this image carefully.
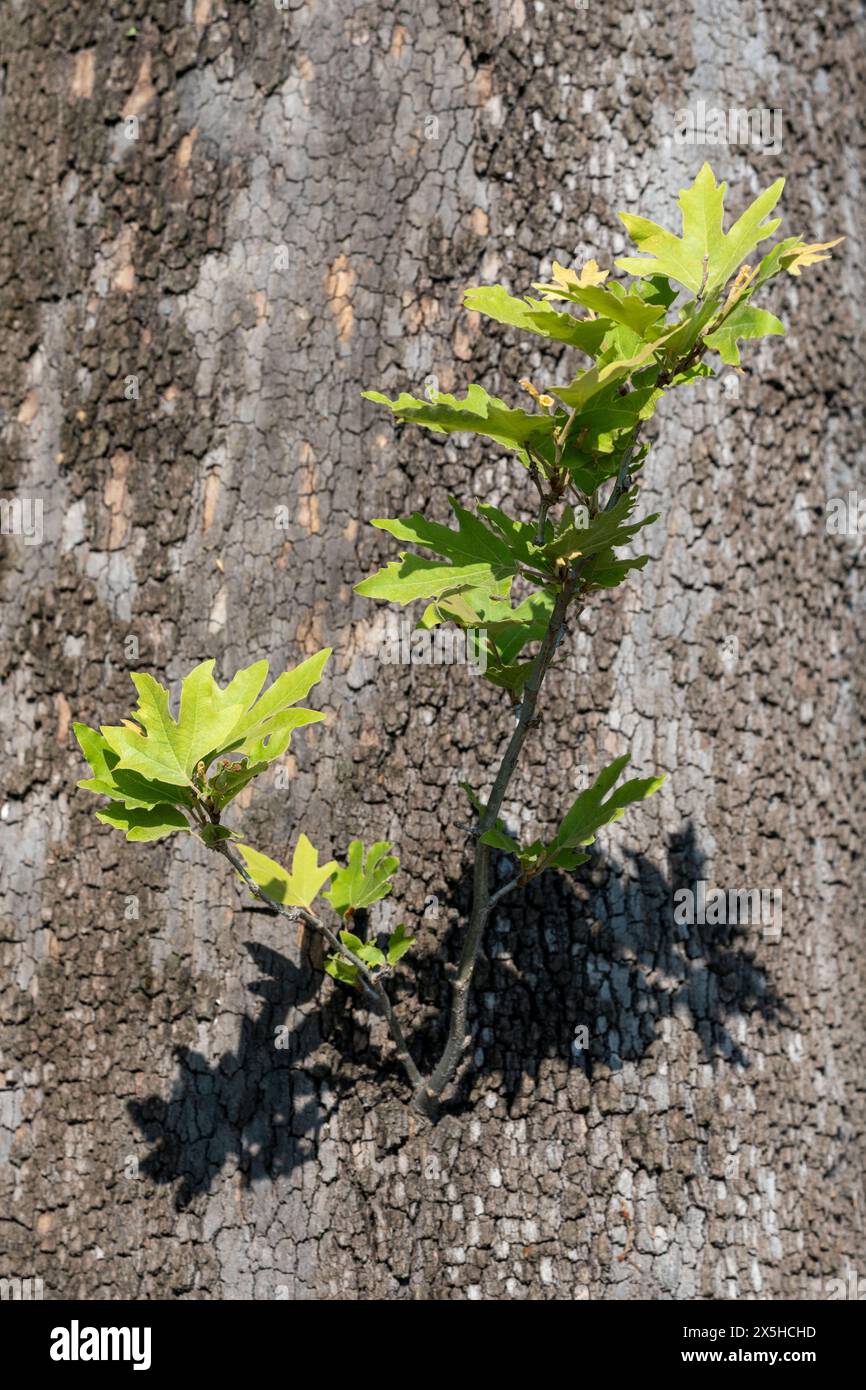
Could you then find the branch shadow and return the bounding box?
[127,822,792,1204]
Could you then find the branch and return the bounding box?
[412,322,717,1113]
[412,568,578,1115]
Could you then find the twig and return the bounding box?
[487,875,525,910]
[605,431,641,512]
[528,455,551,545]
[213,839,424,1092]
[534,496,550,546]
[412,569,578,1115]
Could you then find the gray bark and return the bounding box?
[1,0,864,1299]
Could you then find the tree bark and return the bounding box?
[1,0,863,1299]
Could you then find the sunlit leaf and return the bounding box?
[237,836,337,911]
[325,841,400,918]
[616,163,784,295]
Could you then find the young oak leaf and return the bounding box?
[354,498,521,606]
[533,277,667,340]
[197,649,332,770]
[540,490,658,567]
[535,258,610,295]
[704,302,784,366]
[477,757,665,877]
[215,649,331,756]
[100,666,245,788]
[95,802,190,843]
[535,754,666,875]
[362,383,556,453]
[74,722,196,811]
[615,163,784,296]
[196,823,234,848]
[325,956,361,986]
[324,841,400,919]
[236,836,337,911]
[479,823,524,855]
[750,235,843,288]
[94,652,330,798]
[363,382,604,484]
[547,332,675,411]
[387,923,416,966]
[780,237,844,276]
[420,581,556,668]
[75,719,197,843]
[338,931,387,970]
[462,284,610,356]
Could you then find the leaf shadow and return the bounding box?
[411,820,793,1114]
[127,940,346,1210]
[127,822,792,1204]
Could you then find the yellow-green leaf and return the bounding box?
[237,836,337,910]
[615,163,784,296]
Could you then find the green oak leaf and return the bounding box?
[99,653,331,789]
[361,946,386,968]
[479,824,523,855]
[703,303,784,365]
[95,802,190,843]
[325,956,360,987]
[100,665,244,787]
[362,383,555,453]
[534,754,665,875]
[361,378,654,494]
[387,923,416,966]
[615,163,784,296]
[211,649,331,760]
[483,657,536,692]
[355,498,523,606]
[548,333,673,411]
[419,581,555,669]
[75,723,196,811]
[632,274,679,310]
[355,555,504,605]
[80,654,331,832]
[541,490,658,569]
[553,377,659,458]
[474,505,550,573]
[753,235,842,287]
[325,841,400,919]
[751,235,804,288]
[532,279,668,339]
[339,930,387,969]
[205,759,270,813]
[583,553,651,589]
[653,292,722,362]
[463,284,611,354]
[237,836,337,910]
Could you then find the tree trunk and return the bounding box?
[1,0,863,1300]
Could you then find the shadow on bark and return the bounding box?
[127,940,345,1210]
[429,821,792,1115]
[127,824,791,1206]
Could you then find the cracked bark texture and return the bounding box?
[1,0,864,1301]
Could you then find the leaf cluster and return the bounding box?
[75,651,331,841]
[358,164,840,698]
